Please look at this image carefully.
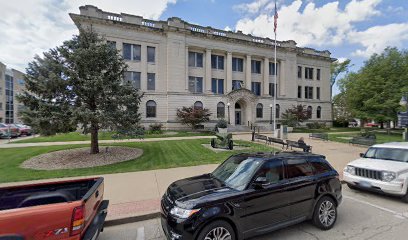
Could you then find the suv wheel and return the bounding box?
[197,220,236,240]
[402,191,408,203]
[312,196,337,230]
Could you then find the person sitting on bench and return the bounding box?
[297,137,311,152]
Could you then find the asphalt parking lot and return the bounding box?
[99,186,408,240]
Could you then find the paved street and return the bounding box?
[99,186,408,240]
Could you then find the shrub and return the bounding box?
[216,119,228,129]
[176,106,211,129]
[149,123,163,134]
[306,122,329,129]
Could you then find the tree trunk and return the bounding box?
[90,126,99,154]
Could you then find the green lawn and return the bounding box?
[329,132,404,144]
[11,131,213,144]
[0,139,274,183]
[292,127,362,133]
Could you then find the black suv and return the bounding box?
[161,152,342,240]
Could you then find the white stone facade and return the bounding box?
[70,5,334,130]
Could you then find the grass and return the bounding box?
[329,132,404,144]
[0,139,275,183]
[11,131,213,144]
[292,127,363,133]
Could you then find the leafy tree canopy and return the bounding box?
[338,47,408,125]
[19,29,143,154]
[281,104,311,127]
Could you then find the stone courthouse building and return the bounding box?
[70,5,335,130]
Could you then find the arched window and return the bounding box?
[276,104,280,119]
[256,103,263,118]
[217,102,225,118]
[317,106,322,119]
[146,100,156,118]
[194,101,203,110]
[307,106,313,118]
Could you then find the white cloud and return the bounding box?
[233,0,406,58]
[0,0,177,71]
[234,0,270,14]
[349,23,408,57]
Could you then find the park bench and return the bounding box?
[268,137,288,149]
[309,133,328,141]
[349,136,376,146]
[253,133,269,144]
[286,140,312,152]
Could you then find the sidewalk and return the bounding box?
[0,133,367,225]
[0,135,215,148]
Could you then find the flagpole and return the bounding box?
[273,0,277,137]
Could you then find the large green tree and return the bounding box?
[338,47,408,128]
[19,30,143,154]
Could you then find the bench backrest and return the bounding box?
[269,137,285,144]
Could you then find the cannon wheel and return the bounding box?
[228,140,234,150]
[211,138,216,148]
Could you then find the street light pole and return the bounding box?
[227,102,231,124]
[269,104,273,124]
[400,94,408,141]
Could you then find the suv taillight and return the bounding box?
[71,206,85,236]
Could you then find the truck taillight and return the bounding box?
[71,206,85,236]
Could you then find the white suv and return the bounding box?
[344,142,408,202]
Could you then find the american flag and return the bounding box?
[274,1,278,33]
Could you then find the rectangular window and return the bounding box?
[286,159,314,179]
[298,86,302,98]
[188,76,203,93]
[124,71,141,89]
[251,60,261,74]
[147,46,155,63]
[317,69,321,80]
[123,43,141,61]
[305,67,314,80]
[317,87,320,100]
[232,57,243,72]
[0,103,2,110]
[269,83,277,97]
[232,80,243,90]
[269,62,279,76]
[305,86,313,99]
[298,66,302,78]
[107,41,116,49]
[147,73,155,90]
[188,52,203,67]
[251,82,261,96]
[211,55,224,70]
[211,78,224,94]
[5,75,14,123]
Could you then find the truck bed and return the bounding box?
[0,179,97,211]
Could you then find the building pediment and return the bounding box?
[227,89,257,103]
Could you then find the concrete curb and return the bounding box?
[105,212,161,227]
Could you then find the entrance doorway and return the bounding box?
[235,102,242,125]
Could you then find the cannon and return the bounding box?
[211,133,233,150]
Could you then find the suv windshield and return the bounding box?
[212,155,263,191]
[364,147,408,163]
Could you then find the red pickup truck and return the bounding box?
[0,177,109,240]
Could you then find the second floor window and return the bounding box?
[232,57,243,72]
[251,82,261,96]
[317,69,321,80]
[188,76,203,93]
[147,73,155,90]
[305,86,313,99]
[124,71,141,89]
[305,67,314,80]
[298,66,302,78]
[269,83,277,97]
[317,87,320,100]
[211,78,224,94]
[298,86,302,98]
[251,60,261,74]
[232,80,243,90]
[269,62,278,76]
[123,43,141,61]
[147,46,155,63]
[188,52,203,67]
[211,55,224,70]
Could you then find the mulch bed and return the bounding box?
[21,146,143,170]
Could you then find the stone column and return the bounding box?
[226,52,232,93]
[205,49,212,93]
[263,57,269,96]
[185,46,189,91]
[279,60,285,96]
[245,55,251,90]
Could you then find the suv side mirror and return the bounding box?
[360,153,365,158]
[252,177,268,189]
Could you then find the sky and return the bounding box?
[1,0,407,94]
